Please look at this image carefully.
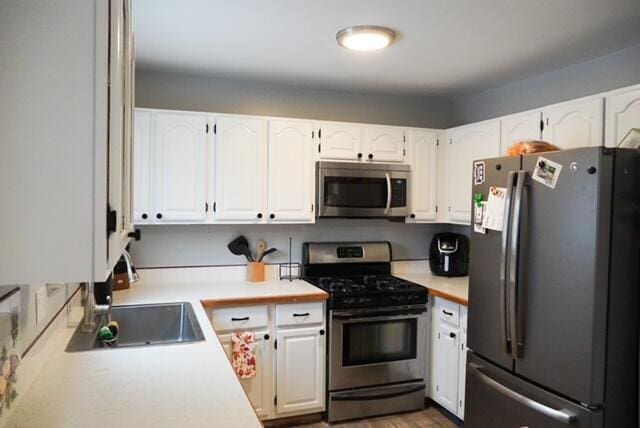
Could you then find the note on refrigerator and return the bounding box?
[482,187,507,231]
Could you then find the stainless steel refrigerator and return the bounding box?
[465,147,639,427]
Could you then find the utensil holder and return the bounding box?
[247,262,266,282]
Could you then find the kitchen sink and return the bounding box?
[66,302,205,352]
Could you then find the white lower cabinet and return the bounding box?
[211,302,326,421]
[276,326,326,415]
[219,329,274,419]
[430,297,468,420]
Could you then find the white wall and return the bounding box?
[130,221,453,268]
[452,43,640,126]
[136,70,455,128]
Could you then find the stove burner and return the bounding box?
[315,275,421,293]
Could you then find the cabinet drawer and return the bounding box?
[210,305,269,332]
[434,297,460,327]
[276,302,324,327]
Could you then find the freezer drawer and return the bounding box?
[465,352,602,428]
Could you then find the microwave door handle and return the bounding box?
[500,171,516,355]
[385,173,392,214]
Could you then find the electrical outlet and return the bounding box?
[35,286,47,326]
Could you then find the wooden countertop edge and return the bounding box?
[200,292,329,309]
[427,288,468,306]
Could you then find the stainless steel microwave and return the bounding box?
[316,161,410,218]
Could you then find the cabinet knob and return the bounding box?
[141,213,148,220]
[410,214,416,219]
[449,332,456,338]
[319,329,325,336]
[368,153,374,160]
[257,213,263,219]
[156,213,163,219]
[263,334,270,340]
[127,229,141,241]
[269,213,275,219]
[357,153,363,159]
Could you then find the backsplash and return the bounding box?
[129,220,454,268]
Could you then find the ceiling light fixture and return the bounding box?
[336,25,396,52]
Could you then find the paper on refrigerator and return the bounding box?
[482,187,507,231]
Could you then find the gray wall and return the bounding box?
[452,43,640,126]
[130,221,452,268]
[136,70,454,128]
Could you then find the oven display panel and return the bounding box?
[337,246,364,259]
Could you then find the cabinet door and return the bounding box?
[605,85,640,148]
[364,125,405,162]
[220,330,274,420]
[318,122,362,160]
[500,110,542,154]
[457,306,468,420]
[446,120,500,223]
[133,110,152,223]
[407,129,438,222]
[152,111,208,222]
[431,321,460,415]
[542,97,604,149]
[267,120,315,223]
[276,327,325,415]
[214,116,267,222]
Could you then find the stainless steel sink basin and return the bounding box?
[66,302,205,352]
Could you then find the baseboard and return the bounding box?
[425,397,463,427]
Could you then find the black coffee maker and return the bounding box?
[429,233,469,277]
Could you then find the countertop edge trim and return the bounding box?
[201,292,329,309]
[427,289,468,306]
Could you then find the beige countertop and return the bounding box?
[395,272,469,306]
[6,279,327,428]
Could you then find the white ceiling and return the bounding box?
[133,0,640,97]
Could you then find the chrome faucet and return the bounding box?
[81,282,112,332]
[122,249,139,284]
[80,249,138,332]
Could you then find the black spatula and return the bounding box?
[228,236,253,262]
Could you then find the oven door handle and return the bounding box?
[384,172,392,214]
[331,307,427,320]
[331,384,425,401]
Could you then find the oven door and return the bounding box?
[329,305,427,391]
[318,165,409,218]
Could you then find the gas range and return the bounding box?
[305,274,427,309]
[301,241,428,423]
[301,241,428,309]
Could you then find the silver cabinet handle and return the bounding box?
[469,363,577,425]
[500,171,516,355]
[509,171,526,359]
[384,173,392,214]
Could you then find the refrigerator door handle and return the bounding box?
[469,363,577,425]
[509,171,526,359]
[500,171,517,355]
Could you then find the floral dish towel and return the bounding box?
[231,331,257,379]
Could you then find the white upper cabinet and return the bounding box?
[214,116,268,222]
[0,0,133,284]
[407,129,438,222]
[541,96,604,149]
[446,120,500,223]
[499,110,542,154]
[276,326,326,415]
[363,125,405,162]
[133,110,152,223]
[318,122,363,161]
[605,84,640,148]
[153,111,208,223]
[267,120,315,223]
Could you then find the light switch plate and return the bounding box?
[35,286,47,326]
